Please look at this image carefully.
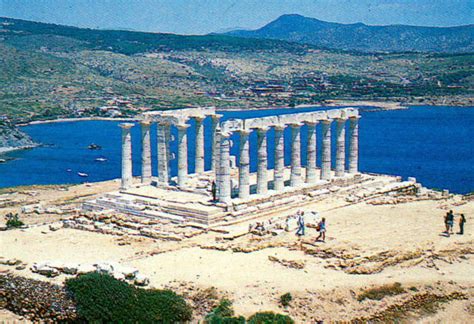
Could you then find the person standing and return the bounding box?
[316,217,326,242]
[211,181,217,202]
[447,210,454,234]
[296,211,305,236]
[458,214,466,235]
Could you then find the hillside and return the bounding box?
[0,16,472,127]
[225,14,474,53]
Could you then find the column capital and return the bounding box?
[335,117,348,123]
[210,114,223,120]
[176,123,190,130]
[139,120,151,126]
[237,129,252,136]
[349,115,361,120]
[321,119,332,125]
[273,124,286,131]
[254,126,269,133]
[193,115,206,122]
[288,122,303,128]
[119,123,135,129]
[304,121,318,126]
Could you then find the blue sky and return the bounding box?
[1,0,472,34]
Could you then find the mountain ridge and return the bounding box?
[223,14,474,53]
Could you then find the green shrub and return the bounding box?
[205,299,245,324]
[357,282,405,301]
[279,293,292,307]
[247,312,294,324]
[66,272,192,322]
[5,213,24,229]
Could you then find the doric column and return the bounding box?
[256,127,268,195]
[140,121,152,184]
[157,122,170,184]
[348,116,360,174]
[210,114,222,173]
[217,130,231,203]
[238,130,251,199]
[273,125,285,191]
[194,116,205,174]
[290,123,302,187]
[176,123,190,187]
[321,119,332,181]
[119,123,134,190]
[305,122,317,184]
[335,118,346,177]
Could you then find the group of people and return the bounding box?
[295,210,326,242]
[443,210,466,237]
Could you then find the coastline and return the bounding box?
[0,144,37,155]
[17,117,139,127]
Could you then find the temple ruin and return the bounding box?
[84,107,366,227]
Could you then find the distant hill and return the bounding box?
[0,17,308,55]
[223,14,474,53]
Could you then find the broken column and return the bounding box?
[119,123,134,190]
[140,121,152,184]
[305,121,317,183]
[348,116,360,174]
[290,123,302,187]
[321,119,332,181]
[194,116,205,174]
[256,127,268,195]
[238,130,251,199]
[273,125,285,191]
[176,123,190,187]
[335,118,346,177]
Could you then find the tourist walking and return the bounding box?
[296,211,305,236]
[458,214,466,235]
[316,217,326,242]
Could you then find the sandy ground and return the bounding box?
[1,181,473,322]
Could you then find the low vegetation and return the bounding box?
[279,292,293,307]
[5,213,24,229]
[65,272,192,322]
[357,282,405,301]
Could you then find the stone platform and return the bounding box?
[82,170,412,229]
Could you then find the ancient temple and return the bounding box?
[85,106,363,227]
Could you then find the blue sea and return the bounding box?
[0,106,473,194]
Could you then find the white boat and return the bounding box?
[66,168,72,172]
[77,172,89,177]
[95,157,107,162]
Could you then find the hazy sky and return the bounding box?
[1,0,472,34]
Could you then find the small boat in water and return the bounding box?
[77,172,89,177]
[88,143,102,150]
[95,157,107,162]
[66,168,72,172]
[0,159,6,163]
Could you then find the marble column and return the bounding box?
[273,125,285,191]
[256,127,268,195]
[217,131,231,203]
[176,123,190,187]
[157,122,170,184]
[305,122,317,184]
[210,114,222,173]
[140,121,152,184]
[348,116,360,174]
[290,123,302,187]
[238,130,251,199]
[119,123,134,190]
[194,116,205,174]
[335,118,346,177]
[321,119,332,181]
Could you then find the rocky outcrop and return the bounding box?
[0,122,36,152]
[0,273,78,321]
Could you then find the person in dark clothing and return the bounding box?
[447,210,454,234]
[458,214,466,235]
[211,181,217,202]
